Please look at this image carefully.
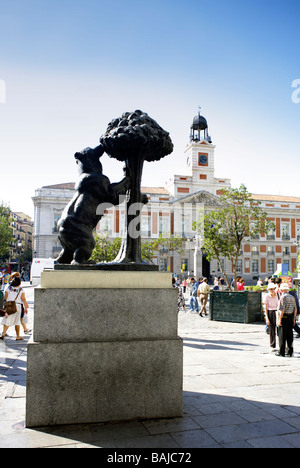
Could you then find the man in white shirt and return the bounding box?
[198,278,211,317]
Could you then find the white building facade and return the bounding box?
[32,112,300,282]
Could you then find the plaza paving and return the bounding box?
[1,287,300,448]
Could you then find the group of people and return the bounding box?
[264,277,299,357]
[174,273,300,358]
[187,277,211,317]
[0,271,30,341]
[172,276,211,316]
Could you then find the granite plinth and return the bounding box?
[26,271,183,427]
[26,339,183,427]
[34,287,178,343]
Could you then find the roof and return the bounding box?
[251,194,300,203]
[12,212,33,221]
[141,187,171,195]
[41,183,171,196]
[42,183,76,190]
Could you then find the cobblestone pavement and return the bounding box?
[1,288,300,448]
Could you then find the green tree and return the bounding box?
[90,233,183,269]
[90,234,122,263]
[151,234,183,271]
[90,234,157,264]
[0,204,14,258]
[194,185,275,290]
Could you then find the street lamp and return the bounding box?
[17,241,22,273]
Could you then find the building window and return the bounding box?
[177,188,190,194]
[159,216,169,235]
[251,246,259,255]
[268,259,275,273]
[181,216,190,238]
[141,216,151,237]
[252,259,259,273]
[101,216,112,235]
[182,259,188,272]
[267,226,276,240]
[236,259,242,273]
[250,222,260,239]
[282,223,290,240]
[297,224,300,242]
[53,213,62,233]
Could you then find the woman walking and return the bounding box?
[264,282,279,352]
[1,276,29,341]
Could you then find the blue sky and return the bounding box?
[0,0,299,216]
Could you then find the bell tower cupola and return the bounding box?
[190,107,212,143]
[165,108,231,199]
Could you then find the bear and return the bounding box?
[56,144,131,265]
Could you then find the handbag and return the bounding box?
[2,289,22,316]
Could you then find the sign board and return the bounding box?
[281,276,293,289]
[281,263,289,276]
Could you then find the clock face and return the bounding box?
[199,154,208,165]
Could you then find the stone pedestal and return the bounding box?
[26,271,183,428]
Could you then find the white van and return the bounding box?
[30,258,55,286]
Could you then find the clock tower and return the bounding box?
[165,109,231,198]
[185,109,219,193]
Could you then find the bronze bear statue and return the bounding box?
[56,144,130,265]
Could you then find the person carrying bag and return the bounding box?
[0,276,29,341]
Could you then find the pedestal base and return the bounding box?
[26,339,182,427]
[26,271,183,427]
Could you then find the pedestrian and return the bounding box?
[289,288,300,337]
[1,276,29,341]
[189,277,199,313]
[181,278,187,293]
[276,283,297,357]
[264,282,279,352]
[265,277,276,334]
[172,277,186,313]
[257,277,263,287]
[275,277,282,296]
[213,276,220,290]
[9,272,31,334]
[237,278,245,291]
[1,270,10,293]
[198,277,210,317]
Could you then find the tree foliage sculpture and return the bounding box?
[100,110,173,265]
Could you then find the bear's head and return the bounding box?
[74,145,104,174]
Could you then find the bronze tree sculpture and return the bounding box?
[100,110,173,265]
